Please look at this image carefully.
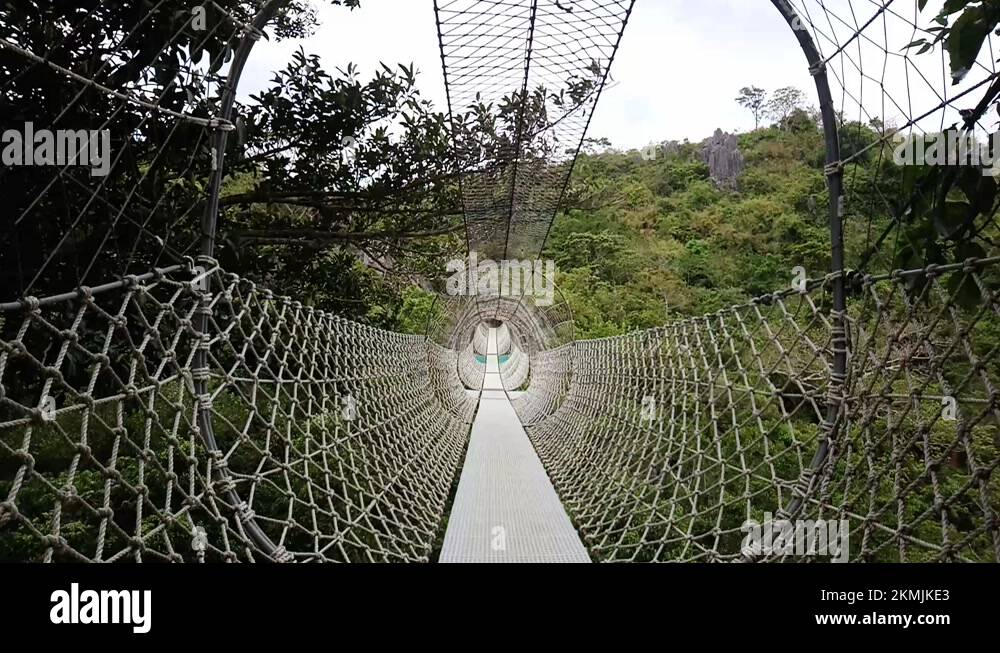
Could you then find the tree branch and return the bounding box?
[232,221,465,245]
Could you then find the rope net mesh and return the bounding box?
[1,0,1000,563]
[517,0,1000,561]
[522,261,1000,561]
[0,0,474,562]
[434,0,634,266]
[1,263,474,561]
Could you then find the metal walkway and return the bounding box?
[439,329,590,563]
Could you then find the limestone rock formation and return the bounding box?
[701,128,744,189]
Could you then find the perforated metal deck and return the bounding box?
[439,329,590,563]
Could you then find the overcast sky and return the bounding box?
[240,0,982,149]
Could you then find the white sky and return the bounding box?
[239,0,992,149]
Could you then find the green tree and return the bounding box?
[736,86,768,129]
[767,87,806,127]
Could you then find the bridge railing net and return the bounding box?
[0,0,479,562]
[524,261,1000,561]
[508,0,1000,562]
[0,266,471,561]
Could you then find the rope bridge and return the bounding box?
[1,0,999,563]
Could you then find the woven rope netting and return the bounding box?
[435,0,633,266]
[518,0,1000,561]
[2,0,1000,563]
[432,0,630,391]
[0,0,474,562]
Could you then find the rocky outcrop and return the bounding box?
[701,129,744,189]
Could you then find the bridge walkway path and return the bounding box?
[439,328,590,563]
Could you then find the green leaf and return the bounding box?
[942,0,973,17]
[893,243,920,270]
[955,241,987,262]
[934,199,974,238]
[947,272,982,310]
[945,6,992,83]
[976,176,997,212]
[958,171,997,212]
